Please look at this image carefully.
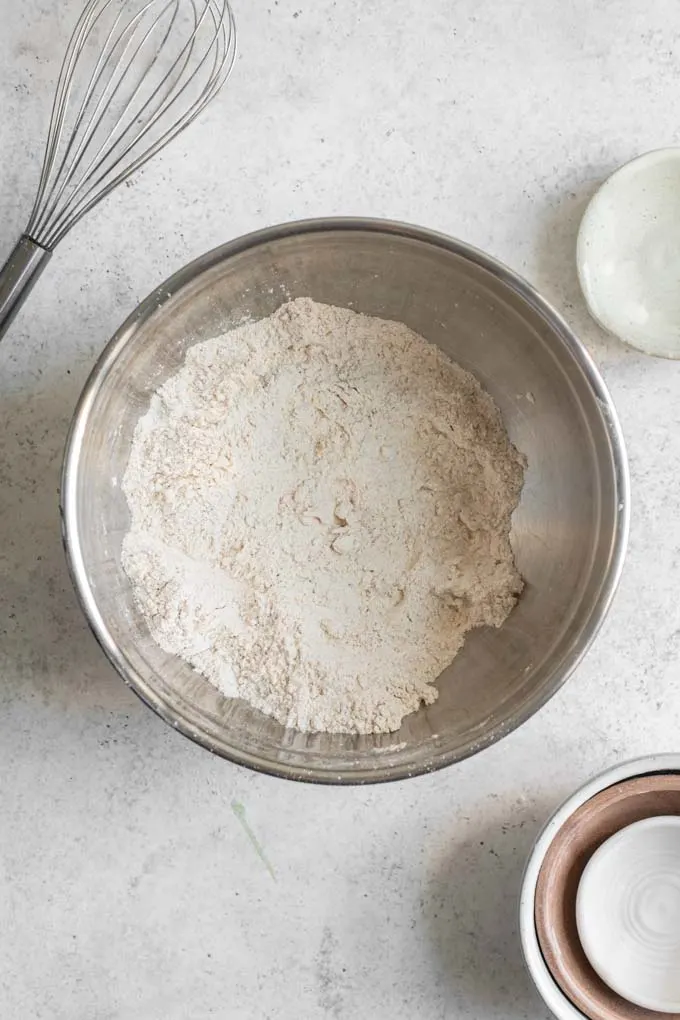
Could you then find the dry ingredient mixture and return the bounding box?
[122,298,525,734]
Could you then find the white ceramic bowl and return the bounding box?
[520,754,680,1020]
[577,148,680,358]
[576,815,680,1013]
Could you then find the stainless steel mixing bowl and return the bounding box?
[61,218,629,783]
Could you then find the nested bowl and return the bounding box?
[61,218,629,782]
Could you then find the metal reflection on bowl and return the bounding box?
[61,218,629,783]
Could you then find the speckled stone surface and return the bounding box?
[2,1,680,1017]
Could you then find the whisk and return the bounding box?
[0,0,236,340]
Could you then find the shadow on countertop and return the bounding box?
[530,167,630,370]
[422,799,554,1019]
[0,367,133,715]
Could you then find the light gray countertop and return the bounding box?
[1,1,679,1017]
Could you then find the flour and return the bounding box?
[122,298,525,734]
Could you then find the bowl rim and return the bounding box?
[60,216,631,784]
[520,754,680,1020]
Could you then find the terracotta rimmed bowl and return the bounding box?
[520,755,680,1020]
[535,774,680,1020]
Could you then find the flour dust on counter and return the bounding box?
[121,298,525,734]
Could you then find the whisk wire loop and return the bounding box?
[25,0,235,249]
[0,0,235,339]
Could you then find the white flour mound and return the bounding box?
[122,298,525,735]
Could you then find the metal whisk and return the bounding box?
[0,0,236,340]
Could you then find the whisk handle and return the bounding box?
[0,235,52,341]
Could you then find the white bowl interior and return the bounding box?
[578,148,680,358]
[576,815,680,1013]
